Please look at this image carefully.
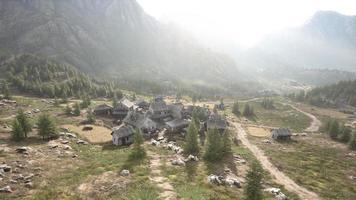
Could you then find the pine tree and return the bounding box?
[232,101,240,116]
[184,122,199,155]
[73,103,81,116]
[37,114,58,140]
[244,161,263,200]
[222,131,232,156]
[339,126,352,143]
[1,81,11,99]
[328,120,340,140]
[349,134,356,151]
[86,109,96,124]
[204,129,223,162]
[11,119,25,141]
[243,103,254,117]
[112,95,118,108]
[129,129,146,160]
[16,109,32,138]
[65,104,72,115]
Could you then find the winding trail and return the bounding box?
[231,121,321,200]
[147,150,177,200]
[288,104,321,132]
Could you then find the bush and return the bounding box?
[232,101,240,116]
[129,129,146,160]
[349,133,356,151]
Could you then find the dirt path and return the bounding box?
[231,121,320,200]
[147,150,177,200]
[288,104,322,132]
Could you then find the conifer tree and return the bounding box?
[232,101,240,116]
[328,120,340,140]
[349,134,356,151]
[86,109,96,124]
[73,103,81,116]
[11,119,25,141]
[65,104,72,115]
[16,109,32,138]
[222,131,232,156]
[339,126,352,143]
[184,121,199,155]
[129,129,146,160]
[37,114,57,140]
[244,161,263,200]
[204,129,223,162]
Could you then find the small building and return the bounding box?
[123,111,157,134]
[271,128,292,140]
[169,103,184,119]
[149,97,171,120]
[165,119,189,133]
[112,98,135,117]
[93,104,113,115]
[111,125,135,146]
[206,113,228,133]
[134,99,150,110]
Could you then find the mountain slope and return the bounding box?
[0,0,246,94]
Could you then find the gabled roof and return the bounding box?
[207,113,227,130]
[166,119,189,128]
[112,125,135,138]
[150,101,169,112]
[120,98,135,109]
[124,111,157,129]
[271,128,292,136]
[94,104,113,111]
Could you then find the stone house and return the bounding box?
[271,128,292,140]
[111,125,135,146]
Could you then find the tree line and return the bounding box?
[323,119,356,150]
[1,54,123,99]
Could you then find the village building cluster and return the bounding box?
[93,96,228,146]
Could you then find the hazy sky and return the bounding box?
[137,0,356,47]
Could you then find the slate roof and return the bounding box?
[271,128,292,137]
[124,111,156,129]
[150,101,169,112]
[166,119,189,129]
[94,104,113,111]
[112,125,135,138]
[120,98,135,109]
[207,113,227,130]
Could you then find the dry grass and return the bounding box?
[61,124,112,144]
[296,103,350,119]
[247,126,271,138]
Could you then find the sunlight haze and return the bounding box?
[137,0,356,47]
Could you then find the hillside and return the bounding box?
[0,54,122,98]
[304,79,356,107]
[0,0,249,95]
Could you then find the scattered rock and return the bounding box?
[63,145,72,150]
[25,182,34,188]
[61,140,70,144]
[48,142,59,149]
[13,174,24,180]
[262,139,272,144]
[171,158,185,166]
[16,147,30,154]
[292,133,299,136]
[184,155,199,162]
[225,177,241,188]
[0,186,12,193]
[34,167,43,171]
[207,174,224,185]
[151,139,160,146]
[24,173,34,181]
[301,133,307,137]
[77,139,88,145]
[0,164,12,172]
[276,193,288,200]
[33,109,41,113]
[120,169,130,176]
[10,179,18,184]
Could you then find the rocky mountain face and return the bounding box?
[0,0,245,93]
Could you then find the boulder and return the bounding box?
[150,139,160,146]
[16,147,30,154]
[33,109,41,113]
[10,179,18,184]
[225,177,241,188]
[0,186,12,193]
[48,142,59,149]
[66,133,77,138]
[301,133,307,137]
[262,139,271,144]
[276,193,287,200]
[24,173,34,181]
[185,155,199,162]
[61,140,70,144]
[120,169,130,176]
[0,164,12,172]
[76,139,88,145]
[265,187,281,195]
[207,174,224,185]
[63,145,72,150]
[13,174,24,180]
[171,158,185,166]
[25,182,34,188]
